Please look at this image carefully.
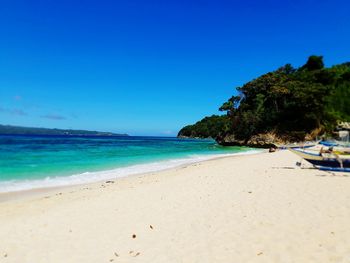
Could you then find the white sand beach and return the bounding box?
[1,150,350,262]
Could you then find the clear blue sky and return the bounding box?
[1,0,349,136]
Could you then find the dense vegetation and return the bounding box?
[178,56,350,143]
[0,124,127,136]
[178,115,230,138]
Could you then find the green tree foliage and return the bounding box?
[178,56,350,141]
[301,55,324,71]
[325,63,350,121]
[178,115,230,138]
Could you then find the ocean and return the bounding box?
[0,135,260,193]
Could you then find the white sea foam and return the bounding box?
[0,150,263,193]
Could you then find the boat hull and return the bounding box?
[316,166,350,172]
[288,148,350,168]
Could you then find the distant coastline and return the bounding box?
[0,124,128,137]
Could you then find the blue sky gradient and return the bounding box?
[1,0,349,135]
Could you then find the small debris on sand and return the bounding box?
[4,253,7,257]
[248,191,252,194]
[257,252,263,256]
[106,181,114,184]
[150,225,153,229]
[132,234,136,239]
[114,252,119,257]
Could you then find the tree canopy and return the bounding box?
[178,56,350,142]
[178,115,230,138]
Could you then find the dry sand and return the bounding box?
[1,150,350,262]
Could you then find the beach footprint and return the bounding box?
[129,251,141,257]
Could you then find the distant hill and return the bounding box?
[178,55,350,147]
[0,124,128,136]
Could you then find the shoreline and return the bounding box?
[1,150,350,262]
[0,149,265,203]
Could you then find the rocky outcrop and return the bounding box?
[216,132,297,148]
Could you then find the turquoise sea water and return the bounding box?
[0,135,259,192]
